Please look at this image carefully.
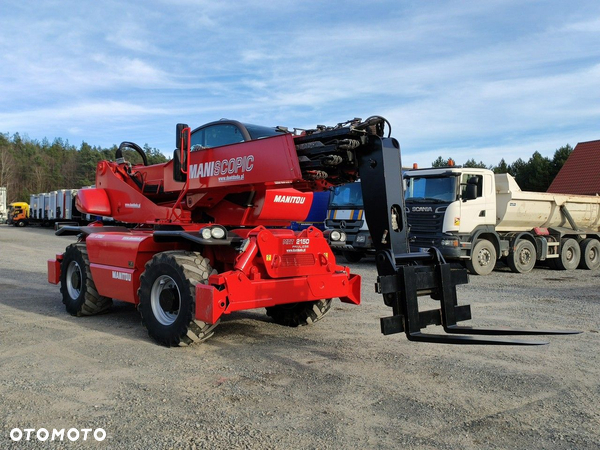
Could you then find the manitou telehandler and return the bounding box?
[48,117,577,346]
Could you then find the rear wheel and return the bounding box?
[60,243,112,316]
[578,238,600,270]
[555,238,580,270]
[138,251,218,347]
[466,239,496,276]
[266,299,332,327]
[507,240,536,274]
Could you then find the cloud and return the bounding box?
[0,0,599,166]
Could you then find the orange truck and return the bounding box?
[8,201,29,227]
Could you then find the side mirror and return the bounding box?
[174,123,189,182]
[176,123,189,151]
[464,177,478,201]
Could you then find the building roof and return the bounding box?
[547,140,600,195]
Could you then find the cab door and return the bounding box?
[459,172,495,232]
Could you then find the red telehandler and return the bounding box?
[48,117,577,346]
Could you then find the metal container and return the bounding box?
[29,194,38,219]
[42,193,51,219]
[63,189,78,220]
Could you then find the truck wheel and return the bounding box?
[266,299,332,327]
[578,238,600,270]
[17,220,26,227]
[60,243,112,316]
[507,240,536,274]
[466,239,496,276]
[554,238,581,271]
[138,251,218,347]
[343,251,364,263]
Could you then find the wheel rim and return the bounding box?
[151,275,181,326]
[66,261,82,299]
[565,246,574,262]
[519,247,532,265]
[588,246,598,263]
[478,248,492,267]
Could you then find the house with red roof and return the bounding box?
[547,140,600,195]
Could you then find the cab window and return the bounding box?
[191,124,244,150]
[460,173,483,198]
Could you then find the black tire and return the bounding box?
[342,251,364,263]
[555,238,581,271]
[138,251,218,347]
[17,220,26,227]
[507,240,536,274]
[266,299,332,327]
[60,243,112,316]
[578,238,600,270]
[466,239,496,276]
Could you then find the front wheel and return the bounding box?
[266,299,332,327]
[138,251,218,347]
[507,240,536,274]
[466,239,497,276]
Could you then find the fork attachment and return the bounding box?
[376,248,580,345]
[311,125,581,345]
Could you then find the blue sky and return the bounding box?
[1,0,599,167]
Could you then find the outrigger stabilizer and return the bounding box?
[319,122,582,345]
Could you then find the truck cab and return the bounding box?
[8,202,29,227]
[404,167,496,259]
[326,181,374,262]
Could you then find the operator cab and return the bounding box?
[174,120,287,182]
[190,120,286,151]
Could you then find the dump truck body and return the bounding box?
[495,173,600,231]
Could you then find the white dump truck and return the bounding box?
[404,167,600,275]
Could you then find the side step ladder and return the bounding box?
[377,248,580,345]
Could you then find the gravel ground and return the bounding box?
[0,225,598,449]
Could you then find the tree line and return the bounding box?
[0,133,167,203]
[431,144,573,192]
[0,131,574,203]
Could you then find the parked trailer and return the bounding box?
[8,189,92,227]
[0,187,7,223]
[29,194,38,220]
[56,189,78,221]
[43,193,51,221]
[48,191,58,221]
[404,167,600,275]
